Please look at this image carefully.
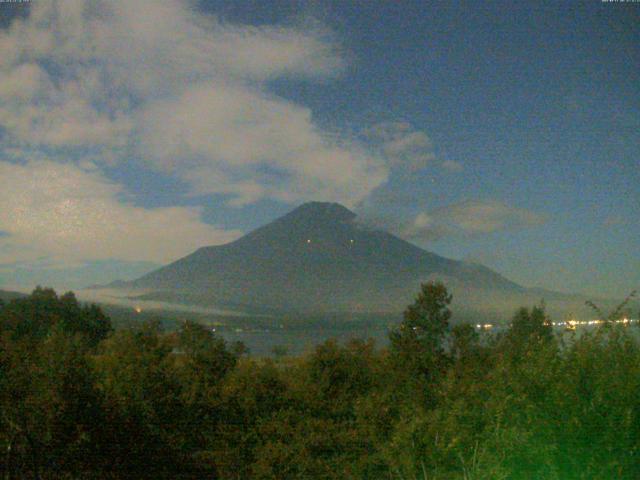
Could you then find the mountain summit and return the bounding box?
[278,201,356,223]
[126,202,524,314]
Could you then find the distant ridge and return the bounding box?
[118,202,536,315]
[0,289,27,303]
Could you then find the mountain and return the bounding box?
[0,289,27,303]
[121,202,539,316]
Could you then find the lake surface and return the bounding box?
[220,325,391,356]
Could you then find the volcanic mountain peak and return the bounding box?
[228,201,364,250]
[282,201,356,222]
[264,201,358,235]
[122,201,530,313]
[95,202,613,319]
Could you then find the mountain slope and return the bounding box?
[0,289,27,303]
[127,202,524,313]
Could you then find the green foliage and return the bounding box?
[0,289,109,478]
[389,281,452,382]
[390,281,452,354]
[178,320,240,389]
[501,304,554,360]
[271,344,289,359]
[0,286,112,346]
[1,285,639,479]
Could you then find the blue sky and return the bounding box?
[0,0,638,297]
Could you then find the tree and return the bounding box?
[505,304,553,349]
[389,281,452,381]
[177,320,240,390]
[93,320,187,478]
[0,288,112,346]
[0,302,107,478]
[450,323,480,361]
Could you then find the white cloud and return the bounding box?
[364,121,436,172]
[207,24,345,81]
[440,200,546,234]
[0,0,383,207]
[441,160,463,172]
[383,131,432,157]
[139,82,386,205]
[399,212,453,242]
[0,160,240,265]
[360,200,546,243]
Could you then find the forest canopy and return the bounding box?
[1,284,639,479]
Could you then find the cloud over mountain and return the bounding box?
[0,0,387,207]
[364,122,436,173]
[0,0,551,291]
[0,160,240,265]
[357,200,546,243]
[0,0,391,275]
[439,200,546,234]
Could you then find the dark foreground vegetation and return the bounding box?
[1,285,639,479]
